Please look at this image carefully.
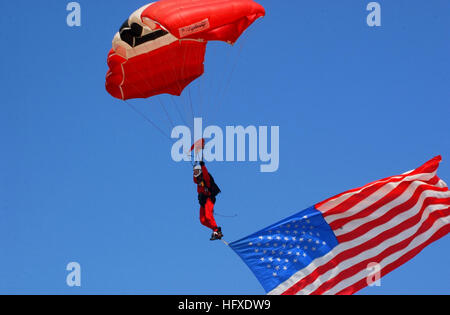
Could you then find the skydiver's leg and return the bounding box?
[204,198,218,232]
[199,206,208,228]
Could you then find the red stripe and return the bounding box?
[328,180,410,229]
[336,185,449,242]
[317,156,441,216]
[281,201,449,295]
[336,224,450,295]
[330,176,441,230]
[310,207,450,295]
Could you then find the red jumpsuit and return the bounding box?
[194,164,218,232]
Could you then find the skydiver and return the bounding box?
[193,161,223,241]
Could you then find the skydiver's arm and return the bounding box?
[200,162,211,187]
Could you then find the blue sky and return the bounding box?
[0,0,449,294]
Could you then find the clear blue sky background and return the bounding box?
[1,0,449,294]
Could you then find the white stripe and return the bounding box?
[112,31,178,60]
[298,202,449,295]
[119,62,125,100]
[317,175,405,212]
[268,187,449,295]
[334,180,447,237]
[129,3,154,26]
[325,215,450,294]
[437,179,449,189]
[323,171,437,224]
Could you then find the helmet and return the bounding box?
[193,164,202,178]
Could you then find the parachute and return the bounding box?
[105,0,265,101]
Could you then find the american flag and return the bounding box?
[230,156,450,295]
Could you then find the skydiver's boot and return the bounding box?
[210,227,223,241]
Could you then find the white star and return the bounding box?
[267,264,271,268]
[249,242,253,246]
[312,247,316,251]
[267,236,272,240]
[273,273,277,277]
[260,257,265,262]
[283,266,287,270]
[276,258,281,262]
[269,257,273,262]
[275,266,280,270]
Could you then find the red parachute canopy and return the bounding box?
[106,0,265,101]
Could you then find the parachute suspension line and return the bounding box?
[202,35,247,127]
[124,70,176,141]
[118,70,173,141]
[123,100,173,142]
[170,95,188,127]
[136,64,176,132]
[157,96,175,129]
[214,211,238,218]
[214,33,250,117]
[131,48,181,138]
[188,86,195,128]
[203,43,224,127]
[196,65,205,126]
[180,40,196,141]
[195,42,209,127]
[167,54,193,131]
